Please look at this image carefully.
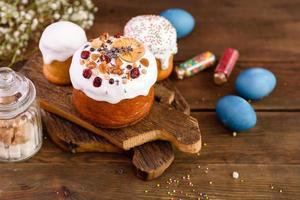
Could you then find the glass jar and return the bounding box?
[0,67,42,162]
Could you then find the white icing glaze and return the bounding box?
[159,52,172,70]
[70,36,157,104]
[124,15,177,70]
[39,21,87,64]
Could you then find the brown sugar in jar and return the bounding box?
[0,67,42,162]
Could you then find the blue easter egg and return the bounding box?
[235,68,276,100]
[160,8,195,38]
[216,95,257,132]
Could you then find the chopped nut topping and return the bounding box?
[87,61,97,69]
[91,54,99,61]
[140,58,149,67]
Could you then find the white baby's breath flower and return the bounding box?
[31,18,39,31]
[20,34,29,40]
[25,13,32,21]
[12,11,19,19]
[28,10,36,17]
[84,0,93,9]
[38,17,45,23]
[51,3,59,10]
[0,27,8,34]
[15,49,21,55]
[67,7,73,14]
[74,1,80,6]
[5,34,11,41]
[19,24,27,32]
[9,21,15,27]
[20,11,26,17]
[88,13,94,20]
[87,20,93,26]
[13,31,20,38]
[1,18,7,24]
[81,10,89,19]
[6,44,12,51]
[70,13,81,21]
[54,13,61,20]
[9,37,16,43]
[21,0,28,4]
[1,0,97,65]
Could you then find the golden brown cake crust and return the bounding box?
[43,57,72,85]
[72,87,154,128]
[156,55,174,81]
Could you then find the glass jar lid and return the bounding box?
[0,67,36,119]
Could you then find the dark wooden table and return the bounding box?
[1,1,300,199]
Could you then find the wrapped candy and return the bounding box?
[175,51,216,79]
[214,48,239,85]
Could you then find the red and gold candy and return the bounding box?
[214,48,239,85]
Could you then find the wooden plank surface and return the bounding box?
[0,112,299,199]
[173,62,300,110]
[178,112,300,165]
[0,163,299,200]
[90,0,300,62]
[1,0,300,199]
[20,112,299,166]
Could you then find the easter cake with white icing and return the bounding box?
[70,33,157,128]
[124,15,177,81]
[39,21,87,85]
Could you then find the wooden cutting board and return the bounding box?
[42,111,123,153]
[41,81,189,154]
[40,80,188,180]
[42,111,175,180]
[21,55,201,154]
